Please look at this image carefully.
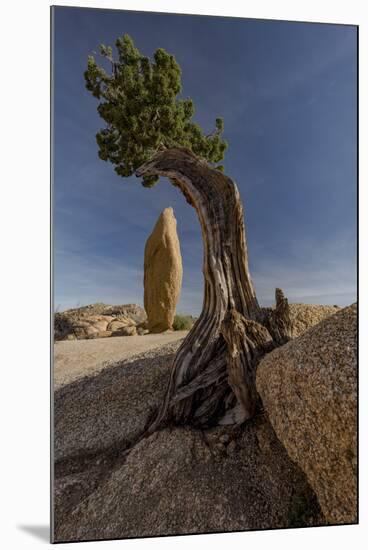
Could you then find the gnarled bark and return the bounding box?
[136,147,291,431]
[261,288,293,345]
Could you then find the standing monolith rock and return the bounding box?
[256,303,357,524]
[144,207,183,333]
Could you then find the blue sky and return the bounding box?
[52,7,357,314]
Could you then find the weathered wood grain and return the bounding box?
[136,148,292,430]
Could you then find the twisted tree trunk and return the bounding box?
[136,147,291,431]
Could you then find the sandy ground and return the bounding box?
[53,331,188,389]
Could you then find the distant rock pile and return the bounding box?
[257,303,357,524]
[288,303,340,338]
[144,207,183,333]
[54,303,148,341]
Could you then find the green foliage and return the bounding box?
[173,314,195,331]
[84,34,228,187]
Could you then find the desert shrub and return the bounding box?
[173,314,195,331]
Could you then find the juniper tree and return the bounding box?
[85,35,227,187]
[85,35,292,431]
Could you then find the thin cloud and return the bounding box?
[252,233,356,307]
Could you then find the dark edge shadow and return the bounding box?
[17,525,50,543]
[356,24,359,525]
[50,5,55,544]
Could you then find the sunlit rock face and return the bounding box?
[257,303,357,525]
[144,207,183,333]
